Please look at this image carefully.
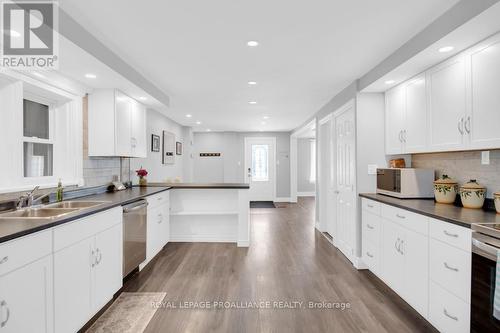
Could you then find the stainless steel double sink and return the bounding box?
[0,201,109,220]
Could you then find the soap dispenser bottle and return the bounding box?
[56,179,63,202]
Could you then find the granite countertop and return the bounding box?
[148,182,250,189]
[359,193,500,228]
[0,186,171,244]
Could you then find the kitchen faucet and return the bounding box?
[16,186,51,209]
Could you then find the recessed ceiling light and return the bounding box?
[33,72,45,78]
[438,46,454,53]
[138,96,147,101]
[385,80,395,85]
[186,114,192,118]
[196,121,201,125]
[84,73,97,79]
[247,41,259,47]
[8,30,20,37]
[263,116,269,120]
[248,81,257,85]
[248,101,257,105]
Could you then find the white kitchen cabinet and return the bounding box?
[88,89,147,158]
[141,192,170,269]
[385,85,405,154]
[380,219,405,294]
[404,75,427,153]
[468,34,500,149]
[429,281,470,333]
[0,255,53,333]
[427,55,467,152]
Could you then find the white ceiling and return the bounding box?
[59,0,460,132]
[363,2,500,92]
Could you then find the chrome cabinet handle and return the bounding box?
[399,240,404,255]
[366,252,374,258]
[464,116,471,134]
[96,248,102,265]
[366,224,374,230]
[443,230,458,238]
[396,214,406,219]
[394,238,400,253]
[403,130,407,142]
[91,249,96,267]
[0,300,9,328]
[443,308,458,321]
[457,118,464,135]
[444,262,459,272]
[158,213,163,223]
[367,204,374,208]
[398,130,403,142]
[0,256,8,264]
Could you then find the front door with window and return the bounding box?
[244,137,276,201]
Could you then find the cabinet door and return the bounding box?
[380,219,404,294]
[385,85,405,154]
[468,35,500,149]
[0,256,53,333]
[93,224,123,312]
[427,56,467,151]
[402,229,428,318]
[146,205,164,263]
[115,91,132,156]
[161,201,170,247]
[131,101,147,158]
[404,75,427,153]
[54,238,93,333]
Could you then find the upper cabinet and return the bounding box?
[385,32,500,155]
[88,89,147,158]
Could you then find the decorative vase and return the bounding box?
[139,177,147,186]
[433,175,458,204]
[459,179,486,209]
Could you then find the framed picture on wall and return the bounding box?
[176,142,182,155]
[151,134,160,152]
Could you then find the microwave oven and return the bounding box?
[376,168,435,199]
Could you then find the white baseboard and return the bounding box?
[274,197,290,202]
[297,191,315,197]
[237,240,250,247]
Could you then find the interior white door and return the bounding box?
[244,137,276,201]
[318,118,336,238]
[334,106,356,261]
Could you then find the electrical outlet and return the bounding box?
[481,151,490,165]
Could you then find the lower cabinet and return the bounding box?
[142,192,170,268]
[54,209,123,333]
[0,255,53,333]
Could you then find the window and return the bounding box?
[309,139,316,183]
[251,144,269,181]
[23,99,53,177]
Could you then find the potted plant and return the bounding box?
[136,167,148,186]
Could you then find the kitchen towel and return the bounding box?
[494,249,500,320]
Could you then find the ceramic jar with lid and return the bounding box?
[494,192,500,214]
[434,175,458,204]
[460,179,486,209]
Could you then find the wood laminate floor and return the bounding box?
[121,197,436,333]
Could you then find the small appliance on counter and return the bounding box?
[376,168,435,199]
[433,174,458,204]
[460,179,486,209]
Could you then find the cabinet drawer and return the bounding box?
[429,238,471,303]
[362,198,380,215]
[429,281,470,333]
[381,204,428,235]
[147,191,170,209]
[429,218,471,252]
[362,211,381,244]
[362,238,379,275]
[0,230,52,276]
[54,207,122,252]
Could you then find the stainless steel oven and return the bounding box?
[122,200,148,278]
[471,224,500,332]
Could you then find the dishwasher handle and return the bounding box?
[123,200,148,213]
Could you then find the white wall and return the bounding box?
[297,138,315,193]
[192,131,291,198]
[131,109,188,183]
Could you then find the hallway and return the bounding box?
[120,197,436,332]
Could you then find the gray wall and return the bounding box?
[193,131,291,198]
[412,150,500,198]
[297,138,315,193]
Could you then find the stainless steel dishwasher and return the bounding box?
[122,200,148,278]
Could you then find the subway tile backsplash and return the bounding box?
[412,150,500,198]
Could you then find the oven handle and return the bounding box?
[472,238,499,258]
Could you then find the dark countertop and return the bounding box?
[148,182,250,189]
[359,193,500,228]
[0,186,171,244]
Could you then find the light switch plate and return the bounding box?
[481,151,490,165]
[368,164,378,175]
